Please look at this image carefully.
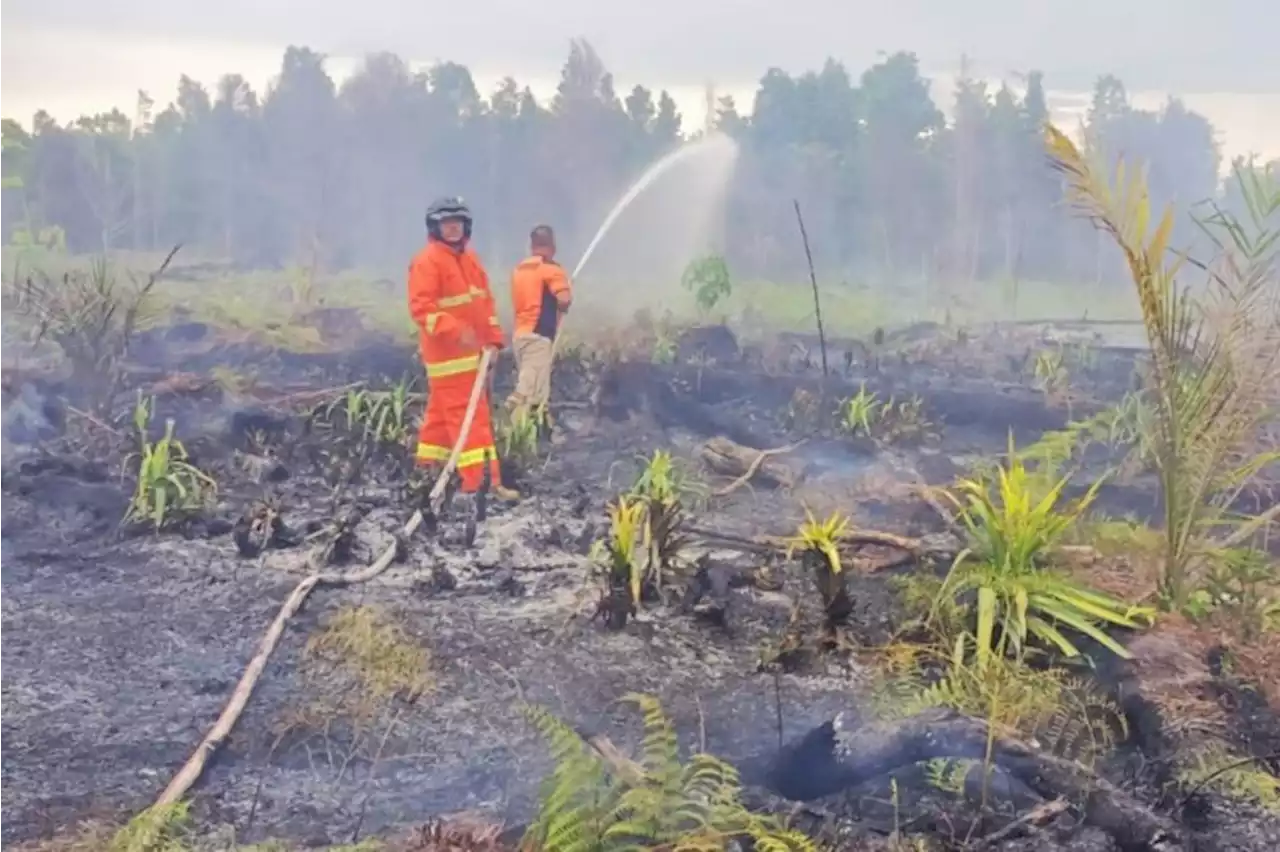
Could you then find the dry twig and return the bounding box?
[712,440,806,496]
[970,798,1069,849]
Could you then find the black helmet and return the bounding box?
[425,196,473,242]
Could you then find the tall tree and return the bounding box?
[1,45,1231,289]
[858,51,945,276]
[262,46,340,269]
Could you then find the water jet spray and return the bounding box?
[570,133,740,281]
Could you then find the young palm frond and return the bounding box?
[631,449,707,507]
[1045,126,1280,608]
[605,495,650,610]
[786,508,855,623]
[937,434,1154,665]
[628,450,699,594]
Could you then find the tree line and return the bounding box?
[1,39,1271,287]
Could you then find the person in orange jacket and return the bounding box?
[407,197,519,500]
[507,224,572,416]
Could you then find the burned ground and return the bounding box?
[3,320,1279,852]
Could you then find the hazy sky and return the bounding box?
[5,1,1279,158]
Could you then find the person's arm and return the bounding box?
[547,263,572,313]
[407,256,464,343]
[475,257,505,349]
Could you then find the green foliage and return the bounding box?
[521,694,815,852]
[646,313,681,364]
[786,508,849,576]
[273,607,431,780]
[595,495,651,611]
[125,394,216,531]
[593,452,701,611]
[838,384,881,436]
[7,225,67,252]
[313,380,415,448]
[784,388,821,432]
[1185,548,1280,639]
[1016,388,1157,487]
[873,639,1126,767]
[1032,347,1070,403]
[837,385,935,444]
[2,44,1229,306]
[303,605,434,707]
[786,508,853,619]
[936,434,1154,664]
[107,803,191,852]
[681,254,732,317]
[1177,741,1280,811]
[630,449,705,507]
[1048,124,1280,609]
[498,403,548,468]
[2,250,175,412]
[1,119,28,191]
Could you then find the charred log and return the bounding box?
[764,707,1182,851]
[676,324,741,364]
[591,361,765,446]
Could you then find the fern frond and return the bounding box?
[524,696,819,852]
[623,692,683,788]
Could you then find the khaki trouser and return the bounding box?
[508,332,554,411]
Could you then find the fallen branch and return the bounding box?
[154,348,496,807]
[685,523,949,558]
[699,436,799,490]
[66,405,124,437]
[712,440,806,496]
[147,371,216,398]
[766,707,1181,851]
[268,380,366,406]
[970,797,1069,849]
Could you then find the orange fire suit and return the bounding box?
[407,238,505,492]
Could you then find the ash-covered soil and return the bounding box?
[1,407,870,846]
[0,333,822,833]
[3,323,1279,851]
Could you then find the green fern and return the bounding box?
[923,758,974,795]
[872,641,1125,767]
[521,694,816,852]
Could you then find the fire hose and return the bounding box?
[154,347,496,807]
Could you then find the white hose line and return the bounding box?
[155,347,495,807]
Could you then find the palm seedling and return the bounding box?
[1033,347,1070,405]
[786,508,853,623]
[1046,125,1280,609]
[629,450,699,597]
[594,495,649,629]
[934,433,1154,668]
[839,383,882,437]
[879,394,934,444]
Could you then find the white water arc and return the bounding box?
[571,132,740,281]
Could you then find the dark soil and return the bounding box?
[3,323,1278,850]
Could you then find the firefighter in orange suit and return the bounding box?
[407,197,519,500]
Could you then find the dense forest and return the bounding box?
[1,39,1272,283]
